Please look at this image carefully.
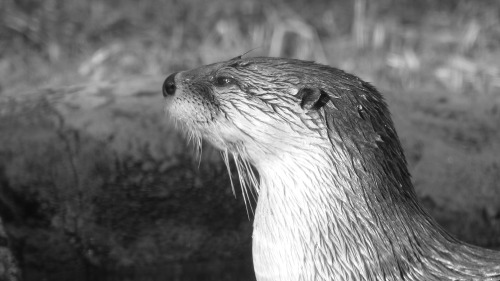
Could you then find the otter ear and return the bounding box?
[295,87,330,110]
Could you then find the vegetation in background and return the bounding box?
[1,0,499,95]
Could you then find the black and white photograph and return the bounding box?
[0,0,499,280]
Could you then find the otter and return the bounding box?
[162,57,500,281]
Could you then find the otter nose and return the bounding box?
[163,72,178,97]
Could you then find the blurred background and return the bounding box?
[0,0,499,280]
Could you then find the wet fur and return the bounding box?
[164,57,500,281]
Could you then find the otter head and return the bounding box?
[162,57,356,169]
[163,56,413,208]
[163,57,402,173]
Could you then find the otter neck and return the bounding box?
[250,147,473,281]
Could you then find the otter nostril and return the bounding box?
[163,72,178,97]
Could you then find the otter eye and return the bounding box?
[214,76,236,87]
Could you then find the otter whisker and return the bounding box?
[234,154,253,218]
[233,153,256,215]
[221,149,237,198]
[242,156,259,200]
[194,131,203,168]
[222,149,258,216]
[180,126,203,166]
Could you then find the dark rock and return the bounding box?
[0,77,253,279]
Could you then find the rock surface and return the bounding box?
[0,77,253,279]
[0,218,20,281]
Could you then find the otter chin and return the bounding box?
[163,57,500,281]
